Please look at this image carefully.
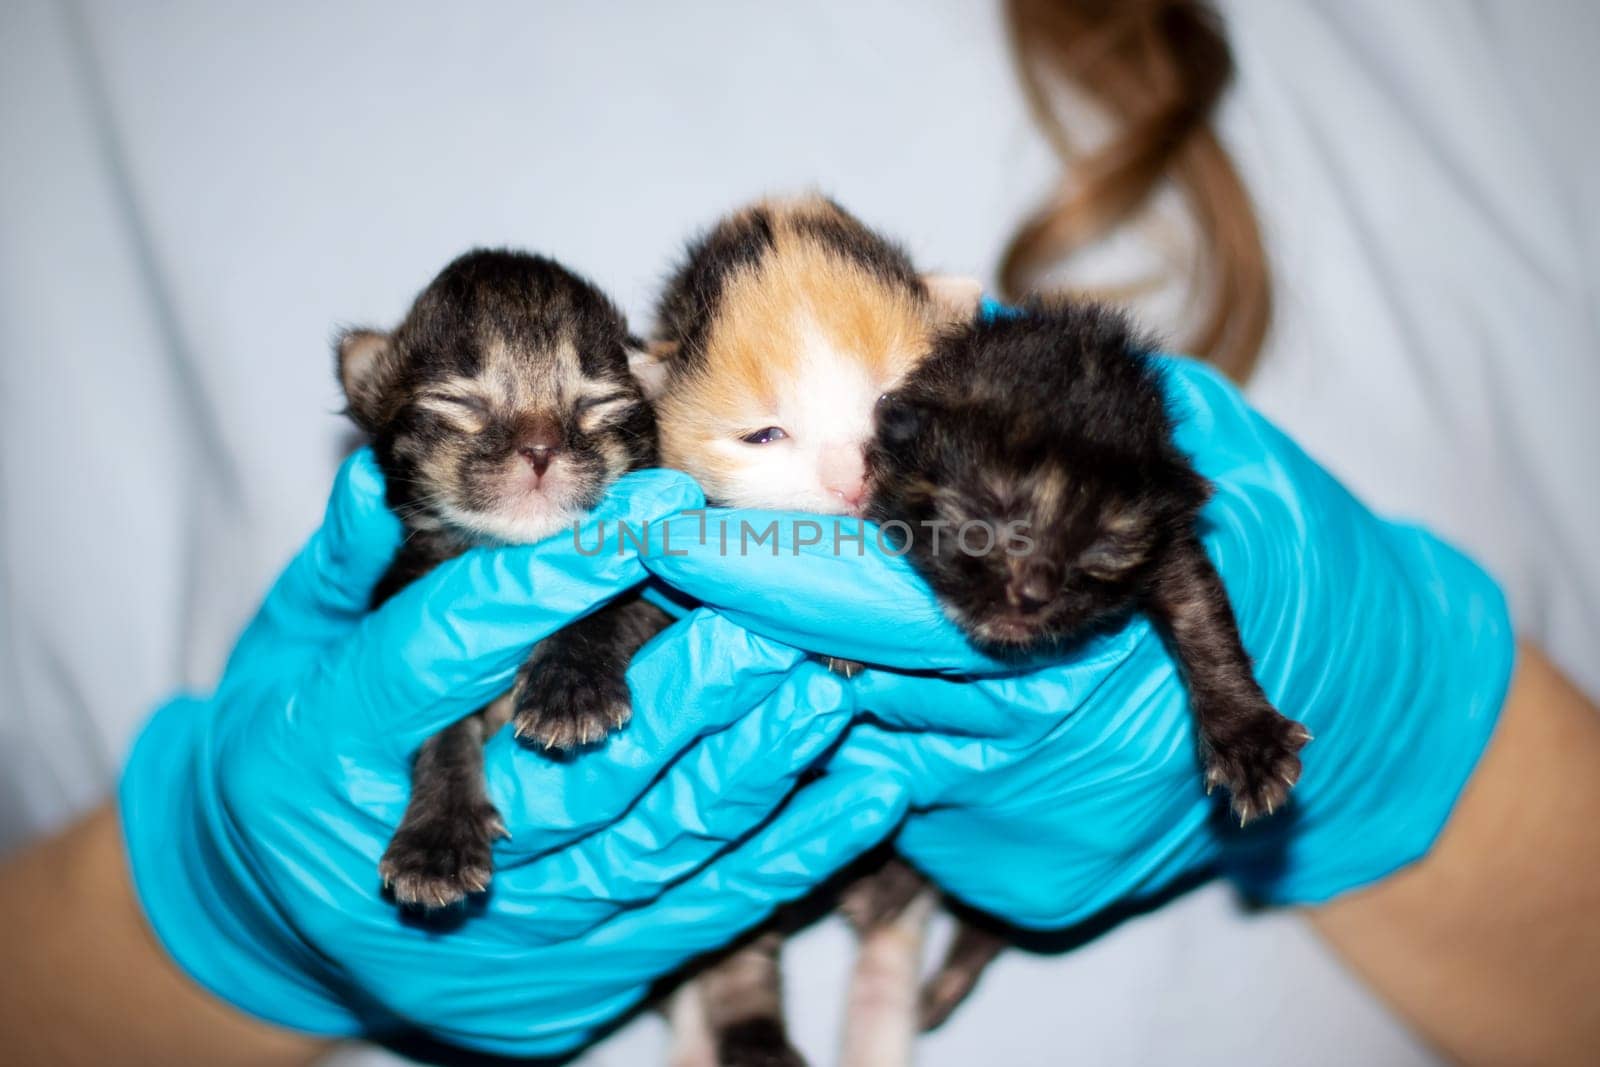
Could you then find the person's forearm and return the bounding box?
[1309,644,1600,1066]
[0,803,329,1067]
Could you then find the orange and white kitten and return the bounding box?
[638,195,984,1067]
[641,195,980,515]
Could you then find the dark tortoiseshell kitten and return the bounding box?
[869,299,1311,824]
[337,249,669,909]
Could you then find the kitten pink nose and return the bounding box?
[519,446,556,477]
[516,419,563,478]
[831,482,866,508]
[820,445,867,509]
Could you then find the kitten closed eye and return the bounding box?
[415,391,492,431]
[574,391,636,433]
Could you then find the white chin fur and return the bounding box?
[441,479,588,545]
[720,483,858,514]
[441,502,580,545]
[702,441,866,514]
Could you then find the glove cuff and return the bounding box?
[119,696,369,1039]
[1221,524,1517,905]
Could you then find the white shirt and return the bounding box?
[2,2,1595,1064]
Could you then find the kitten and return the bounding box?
[867,298,1312,823]
[639,196,979,1067]
[645,195,959,514]
[336,248,669,909]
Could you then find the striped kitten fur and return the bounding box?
[338,249,669,911]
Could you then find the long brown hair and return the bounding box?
[1001,0,1270,382]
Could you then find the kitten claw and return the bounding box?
[379,800,504,910]
[1205,709,1310,826]
[825,656,866,679]
[511,664,633,753]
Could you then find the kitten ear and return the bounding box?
[921,274,984,326]
[627,339,677,400]
[336,328,400,433]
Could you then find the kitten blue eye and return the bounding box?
[740,427,789,445]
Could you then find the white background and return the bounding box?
[2,2,1597,1064]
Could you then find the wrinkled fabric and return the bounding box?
[643,355,1516,920]
[119,452,900,1056]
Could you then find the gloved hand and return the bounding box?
[119,451,898,1056]
[641,356,1515,927]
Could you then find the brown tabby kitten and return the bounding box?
[337,248,668,909]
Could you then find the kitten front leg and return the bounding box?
[1150,536,1311,824]
[511,595,671,750]
[379,709,507,908]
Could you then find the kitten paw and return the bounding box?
[512,661,632,751]
[1204,713,1312,826]
[716,1018,808,1067]
[379,803,506,910]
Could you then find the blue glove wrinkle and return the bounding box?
[481,613,809,852]
[813,353,1513,926]
[642,509,1026,674]
[400,714,908,1056]
[1159,359,1514,902]
[290,470,703,761]
[466,621,856,944]
[123,459,907,1056]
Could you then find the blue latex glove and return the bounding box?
[119,451,897,1056]
[641,356,1516,927]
